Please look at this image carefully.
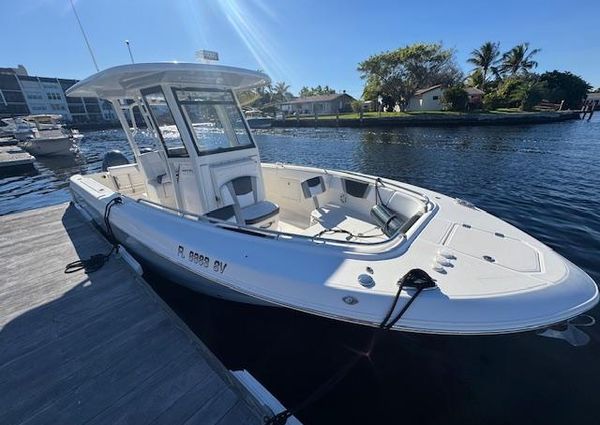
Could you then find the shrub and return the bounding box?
[539,70,591,109]
[442,86,469,111]
[351,100,364,113]
[510,81,548,111]
[483,92,508,110]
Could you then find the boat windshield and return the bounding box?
[142,87,189,158]
[173,88,254,155]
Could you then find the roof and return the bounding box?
[280,93,353,105]
[465,87,485,95]
[66,63,271,98]
[587,92,600,100]
[414,85,443,96]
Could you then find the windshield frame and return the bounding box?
[140,85,193,157]
[171,87,256,157]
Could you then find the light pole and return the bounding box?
[125,40,135,64]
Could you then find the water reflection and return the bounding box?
[1,119,600,424]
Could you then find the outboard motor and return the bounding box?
[370,204,405,237]
[102,150,130,172]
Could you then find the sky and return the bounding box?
[2,0,599,98]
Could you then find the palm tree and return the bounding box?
[465,69,485,89]
[271,81,291,102]
[467,42,500,89]
[500,43,541,76]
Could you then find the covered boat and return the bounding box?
[66,63,598,335]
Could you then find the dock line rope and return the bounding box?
[65,197,122,274]
[264,354,362,425]
[379,268,436,330]
[265,269,436,424]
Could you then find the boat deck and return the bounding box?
[0,203,271,424]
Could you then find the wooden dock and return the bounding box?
[0,203,273,424]
[0,145,34,169]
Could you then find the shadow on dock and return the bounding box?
[0,203,270,424]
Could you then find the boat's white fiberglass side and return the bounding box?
[3,115,80,156]
[66,63,598,335]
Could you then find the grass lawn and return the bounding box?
[285,110,525,120]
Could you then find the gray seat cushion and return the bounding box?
[241,200,279,225]
[205,204,237,223]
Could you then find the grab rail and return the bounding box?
[136,198,408,248]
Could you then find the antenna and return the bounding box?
[125,40,135,64]
[68,0,99,72]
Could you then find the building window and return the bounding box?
[432,96,439,100]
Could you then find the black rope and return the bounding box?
[65,197,122,274]
[379,268,436,330]
[375,177,383,206]
[264,355,362,425]
[264,269,436,424]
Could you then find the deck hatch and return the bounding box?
[445,224,541,273]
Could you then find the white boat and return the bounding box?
[245,109,273,129]
[3,115,81,156]
[66,63,598,335]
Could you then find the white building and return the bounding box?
[279,93,355,115]
[406,85,485,111]
[407,85,444,111]
[0,65,118,124]
[19,77,70,118]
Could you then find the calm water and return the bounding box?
[2,119,600,424]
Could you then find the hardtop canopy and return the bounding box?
[66,62,271,98]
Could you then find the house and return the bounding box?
[465,87,485,105]
[279,93,355,115]
[406,85,444,111]
[406,85,485,111]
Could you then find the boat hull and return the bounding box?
[116,222,272,306]
[69,165,599,335]
[19,136,77,156]
[246,117,273,129]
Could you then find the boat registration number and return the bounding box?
[177,245,227,274]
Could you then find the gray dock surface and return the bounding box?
[0,145,34,168]
[0,203,271,424]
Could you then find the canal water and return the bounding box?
[2,119,600,424]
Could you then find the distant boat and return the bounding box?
[245,108,273,129]
[1,114,81,156]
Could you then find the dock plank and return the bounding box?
[0,145,34,168]
[0,203,270,424]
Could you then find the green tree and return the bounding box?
[270,81,292,102]
[539,70,591,109]
[357,43,463,108]
[351,100,364,113]
[508,76,548,111]
[299,85,336,97]
[483,92,508,110]
[499,43,541,76]
[442,86,469,111]
[465,69,485,89]
[467,42,500,89]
